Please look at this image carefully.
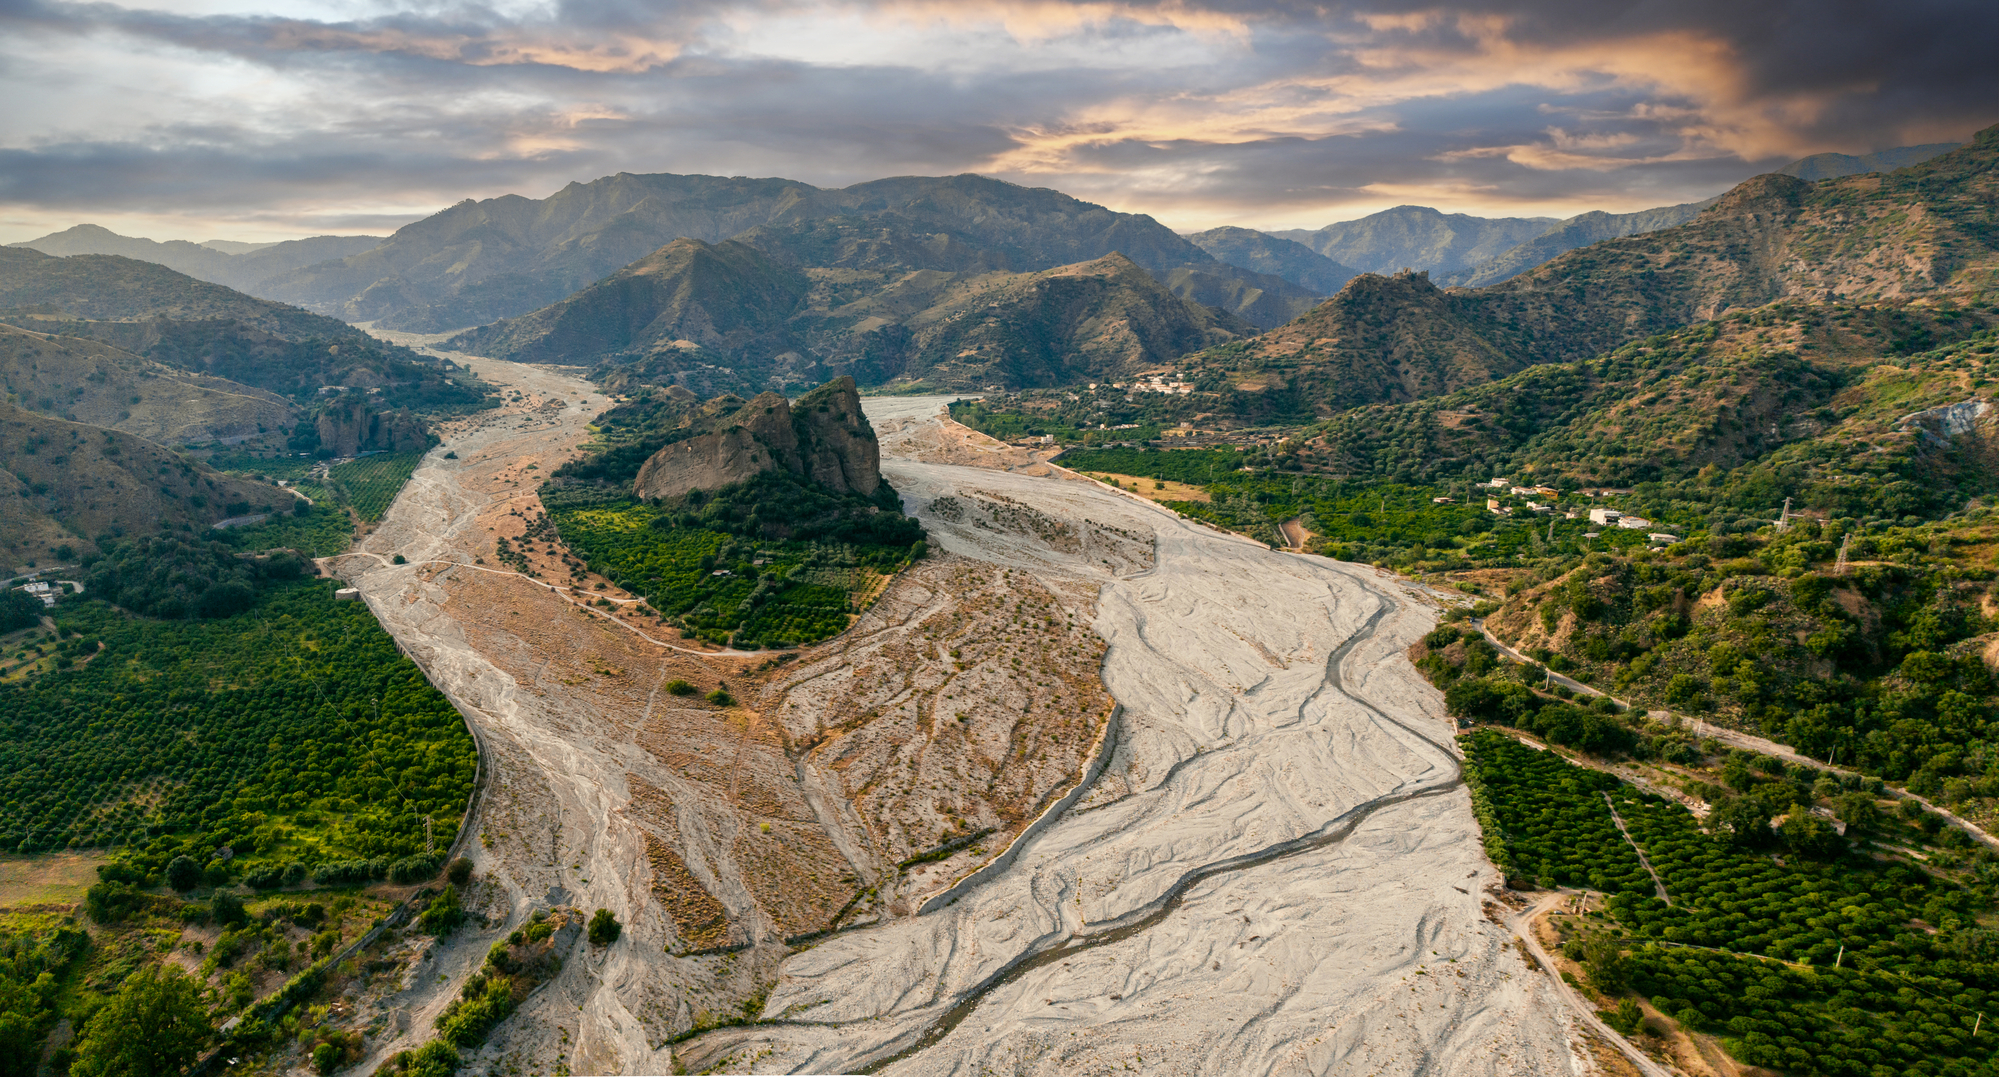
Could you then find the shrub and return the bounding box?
[446,857,474,885]
[705,689,734,706]
[166,855,201,892]
[420,885,466,937]
[588,908,621,947]
[665,679,694,695]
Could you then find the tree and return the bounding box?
[445,858,473,886]
[588,908,621,947]
[69,966,209,1077]
[1581,934,1628,994]
[165,856,200,893]
[1778,807,1845,861]
[1835,792,1883,832]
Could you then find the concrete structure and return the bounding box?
[1616,516,1652,530]
[1589,508,1622,526]
[334,588,361,601]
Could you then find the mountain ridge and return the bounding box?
[251,171,1318,332]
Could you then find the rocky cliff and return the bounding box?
[315,396,429,457]
[632,376,880,501]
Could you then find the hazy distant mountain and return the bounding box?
[1184,227,1359,294]
[199,239,277,256]
[1439,197,1721,288]
[1269,207,1557,276]
[1779,143,1962,181]
[11,224,383,298]
[254,171,1319,332]
[1195,126,1999,417]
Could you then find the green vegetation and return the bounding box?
[1060,448,1645,566]
[81,535,311,619]
[0,578,475,874]
[1463,731,1997,1076]
[588,908,620,946]
[218,503,355,558]
[1457,516,1999,801]
[543,474,922,649]
[0,918,87,1077]
[67,964,209,1077]
[949,399,1167,445]
[329,452,425,523]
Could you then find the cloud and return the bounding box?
[0,0,1989,242]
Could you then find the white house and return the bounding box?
[1616,516,1652,530]
[1588,508,1623,526]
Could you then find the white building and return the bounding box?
[1616,516,1652,530]
[1588,508,1623,526]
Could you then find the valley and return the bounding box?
[307,363,1582,1075]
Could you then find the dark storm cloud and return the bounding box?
[0,0,1989,240]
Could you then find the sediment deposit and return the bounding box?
[334,352,1581,1076]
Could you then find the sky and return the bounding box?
[0,0,1992,244]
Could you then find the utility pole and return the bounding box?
[1835,943,1844,969]
[1778,496,1792,532]
[1835,532,1851,576]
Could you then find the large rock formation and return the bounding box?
[315,396,428,457]
[632,376,881,501]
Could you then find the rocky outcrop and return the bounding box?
[315,396,428,457]
[632,376,881,501]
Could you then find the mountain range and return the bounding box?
[1178,126,1999,417]
[10,224,381,297]
[231,172,1320,335]
[448,239,1248,391]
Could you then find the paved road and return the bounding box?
[1474,620,1999,850]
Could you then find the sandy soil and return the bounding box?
[329,367,1585,1077]
[676,400,1584,1076]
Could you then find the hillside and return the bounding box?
[1438,198,1719,288]
[1196,125,1999,417]
[1269,206,1556,275]
[1184,226,1358,294]
[0,323,294,446]
[0,402,295,574]
[253,171,1316,331]
[10,224,381,297]
[1306,300,1999,502]
[445,238,807,369]
[451,246,1249,391]
[0,247,490,415]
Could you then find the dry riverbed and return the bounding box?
[333,363,1585,1076]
